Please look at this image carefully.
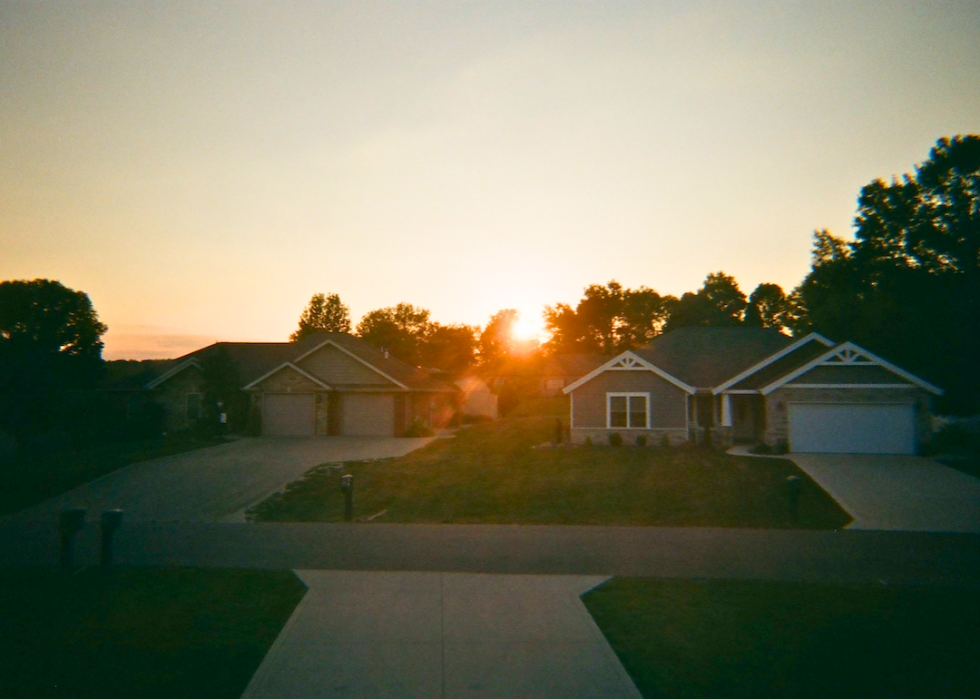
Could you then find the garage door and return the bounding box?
[263,394,315,436]
[788,403,915,454]
[343,393,394,436]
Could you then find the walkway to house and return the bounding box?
[240,571,641,699]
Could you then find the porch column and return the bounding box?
[721,393,733,427]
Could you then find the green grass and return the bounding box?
[0,567,306,699]
[0,434,225,516]
[248,417,850,528]
[583,577,980,699]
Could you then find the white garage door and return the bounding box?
[343,393,394,436]
[788,403,915,454]
[263,393,315,436]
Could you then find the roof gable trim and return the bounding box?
[712,333,834,395]
[145,358,202,389]
[242,362,333,390]
[563,351,696,395]
[760,342,943,396]
[292,339,408,390]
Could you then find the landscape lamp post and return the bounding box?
[340,474,354,522]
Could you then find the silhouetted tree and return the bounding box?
[0,279,107,438]
[665,272,747,330]
[744,283,790,329]
[356,303,432,365]
[479,309,519,368]
[544,281,672,353]
[291,293,351,341]
[419,324,478,376]
[790,135,980,412]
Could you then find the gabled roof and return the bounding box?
[241,362,333,391]
[563,350,697,394]
[713,333,835,394]
[632,327,794,389]
[760,341,944,395]
[142,332,454,392]
[543,353,610,378]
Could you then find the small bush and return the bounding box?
[661,434,671,448]
[403,418,435,438]
[584,436,593,448]
[773,440,789,455]
[460,413,493,425]
[748,443,773,455]
[635,434,647,447]
[608,432,623,447]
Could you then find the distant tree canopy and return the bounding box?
[355,303,477,376]
[0,279,107,436]
[665,272,748,331]
[419,323,478,376]
[290,293,351,341]
[790,135,980,413]
[356,303,433,366]
[544,281,673,354]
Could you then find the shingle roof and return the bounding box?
[544,353,610,378]
[633,327,794,389]
[144,333,453,392]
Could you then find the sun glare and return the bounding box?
[511,313,544,342]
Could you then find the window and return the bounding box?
[607,393,649,429]
[186,393,203,421]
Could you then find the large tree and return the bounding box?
[544,281,672,354]
[419,323,478,376]
[743,283,790,330]
[664,272,747,331]
[356,303,432,365]
[291,292,351,341]
[791,135,980,412]
[0,279,107,436]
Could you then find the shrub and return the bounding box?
[460,413,493,425]
[635,434,647,447]
[584,436,593,448]
[773,440,789,455]
[403,418,435,438]
[608,432,622,447]
[748,443,773,455]
[661,434,671,448]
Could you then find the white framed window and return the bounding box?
[607,393,649,429]
[186,393,203,421]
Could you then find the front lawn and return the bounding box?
[583,577,980,699]
[248,417,850,528]
[0,568,306,698]
[0,433,225,516]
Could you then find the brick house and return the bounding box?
[144,333,457,437]
[563,327,943,454]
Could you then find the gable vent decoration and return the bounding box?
[822,348,875,365]
[611,356,645,370]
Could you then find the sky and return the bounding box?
[1,1,978,359]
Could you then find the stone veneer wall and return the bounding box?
[764,386,932,449]
[570,427,688,447]
[155,368,205,432]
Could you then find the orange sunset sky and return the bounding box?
[1,1,978,359]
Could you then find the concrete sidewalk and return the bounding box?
[241,571,641,699]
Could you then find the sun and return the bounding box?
[510,313,544,343]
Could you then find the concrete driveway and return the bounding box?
[7,436,433,523]
[789,453,980,533]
